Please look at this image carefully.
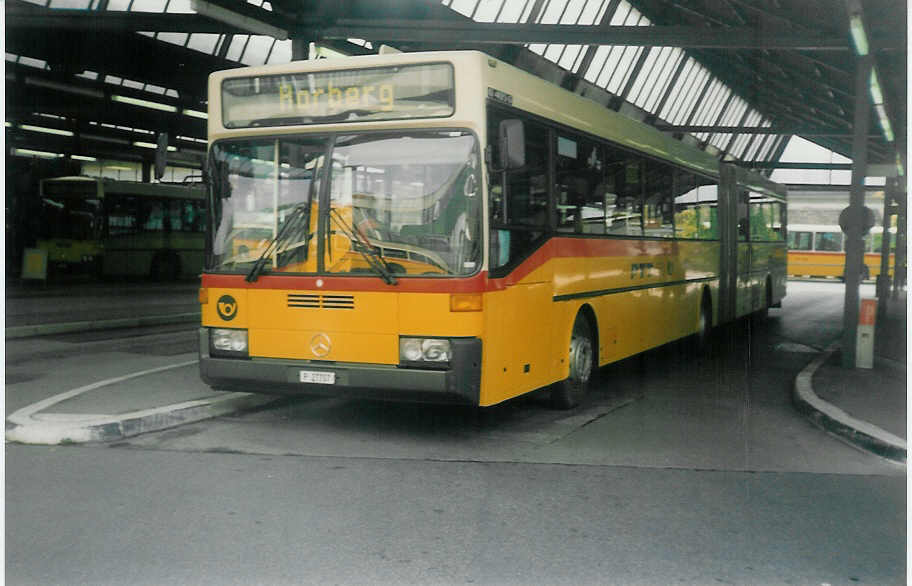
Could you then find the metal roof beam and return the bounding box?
[302,20,879,50]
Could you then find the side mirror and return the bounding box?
[499,119,525,170]
[154,132,169,180]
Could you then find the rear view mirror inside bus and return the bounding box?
[499,119,525,170]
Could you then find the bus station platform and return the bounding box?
[793,292,908,463]
[4,277,908,464]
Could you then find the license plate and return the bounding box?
[299,370,336,384]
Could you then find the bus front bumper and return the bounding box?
[198,329,482,405]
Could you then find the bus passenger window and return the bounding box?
[643,160,675,238]
[107,196,139,236]
[674,171,699,239]
[788,231,812,250]
[604,150,643,236]
[815,231,843,251]
[556,135,605,234]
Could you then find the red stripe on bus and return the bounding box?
[201,271,490,293]
[496,237,669,285]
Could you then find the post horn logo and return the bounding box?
[216,295,238,321]
[310,333,332,357]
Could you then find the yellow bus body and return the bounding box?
[200,51,786,407]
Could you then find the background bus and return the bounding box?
[198,50,786,409]
[787,223,895,281]
[38,176,206,280]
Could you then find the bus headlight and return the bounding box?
[399,337,451,367]
[210,328,248,358]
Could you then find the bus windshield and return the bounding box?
[208,130,482,278]
[39,195,102,241]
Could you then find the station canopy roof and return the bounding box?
[6,0,907,178]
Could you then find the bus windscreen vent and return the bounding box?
[287,294,354,309]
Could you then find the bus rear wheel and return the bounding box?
[551,313,594,410]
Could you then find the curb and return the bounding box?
[6,392,276,445]
[793,343,907,464]
[5,312,201,339]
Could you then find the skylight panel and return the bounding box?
[692,81,729,126]
[579,0,609,24]
[9,54,50,70]
[470,0,503,22]
[658,57,695,122]
[127,0,168,12]
[709,134,732,150]
[187,33,220,55]
[225,35,250,62]
[731,133,752,157]
[604,46,643,94]
[448,0,479,18]
[157,32,189,47]
[239,35,273,66]
[670,65,709,125]
[266,40,291,64]
[628,47,663,108]
[165,0,193,12]
[720,98,748,126]
[49,0,92,8]
[536,0,571,24]
[490,0,528,23]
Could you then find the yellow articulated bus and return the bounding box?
[198,50,786,409]
[38,176,206,280]
[787,223,895,281]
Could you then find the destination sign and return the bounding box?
[222,63,454,128]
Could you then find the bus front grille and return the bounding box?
[287,294,355,310]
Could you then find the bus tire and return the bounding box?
[551,312,594,410]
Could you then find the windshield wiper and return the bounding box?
[245,204,312,283]
[328,208,397,285]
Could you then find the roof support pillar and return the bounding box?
[840,54,873,369]
[891,183,907,300]
[875,177,898,314]
[292,38,310,61]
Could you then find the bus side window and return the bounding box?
[556,135,605,234]
[642,159,675,238]
[604,149,643,236]
[107,195,139,236]
[788,231,812,250]
[815,231,843,251]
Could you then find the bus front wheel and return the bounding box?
[551,313,594,410]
